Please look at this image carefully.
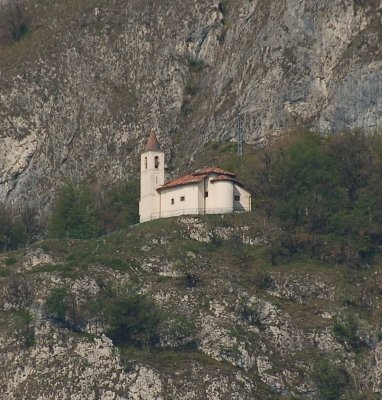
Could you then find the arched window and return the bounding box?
[154,156,159,169]
[144,157,147,169]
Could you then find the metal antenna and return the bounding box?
[237,114,244,157]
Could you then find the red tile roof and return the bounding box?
[144,130,161,151]
[157,167,240,192]
[157,173,205,191]
[192,167,235,177]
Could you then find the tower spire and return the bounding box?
[139,129,165,222]
[145,130,161,151]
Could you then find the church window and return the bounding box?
[180,196,185,202]
[145,157,147,169]
[234,195,240,201]
[171,198,174,205]
[205,191,208,198]
[155,156,159,169]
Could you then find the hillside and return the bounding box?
[1,0,382,214]
[1,214,382,399]
[1,1,382,397]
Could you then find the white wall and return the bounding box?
[159,183,203,218]
[234,185,251,212]
[210,180,234,213]
[204,176,214,211]
[156,179,251,220]
[140,168,253,222]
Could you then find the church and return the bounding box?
[139,131,252,223]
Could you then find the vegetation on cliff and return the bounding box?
[1,211,381,398]
[195,130,382,267]
[1,129,382,398]
[2,129,382,270]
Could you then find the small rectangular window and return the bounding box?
[171,198,174,205]
[180,196,185,202]
[205,191,208,198]
[234,195,240,201]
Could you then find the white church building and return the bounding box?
[139,131,252,223]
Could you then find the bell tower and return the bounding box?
[139,130,165,222]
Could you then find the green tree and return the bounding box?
[327,134,382,262]
[0,203,29,252]
[333,311,365,350]
[241,129,382,264]
[328,131,373,205]
[49,180,102,239]
[99,179,139,232]
[104,294,160,348]
[312,358,349,400]
[45,288,68,323]
[273,132,343,234]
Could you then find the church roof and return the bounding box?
[157,173,205,191]
[157,167,244,192]
[192,167,235,177]
[144,130,161,151]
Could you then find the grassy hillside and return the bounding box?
[1,213,381,398]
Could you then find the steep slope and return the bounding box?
[0,215,381,399]
[0,0,382,212]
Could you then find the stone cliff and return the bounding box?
[0,0,382,212]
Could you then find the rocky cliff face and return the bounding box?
[0,0,382,211]
[0,215,382,399]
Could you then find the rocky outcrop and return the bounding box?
[0,0,381,211]
[0,215,381,399]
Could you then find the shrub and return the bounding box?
[13,310,35,348]
[98,179,139,232]
[184,272,200,288]
[333,312,365,350]
[0,268,11,277]
[5,257,17,266]
[180,100,192,115]
[0,0,30,42]
[45,287,69,323]
[218,0,229,18]
[312,357,349,400]
[185,80,198,96]
[160,315,199,350]
[45,287,85,331]
[104,294,161,348]
[49,180,102,239]
[188,57,205,73]
[16,310,35,348]
[241,304,262,327]
[0,203,29,252]
[253,270,274,290]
